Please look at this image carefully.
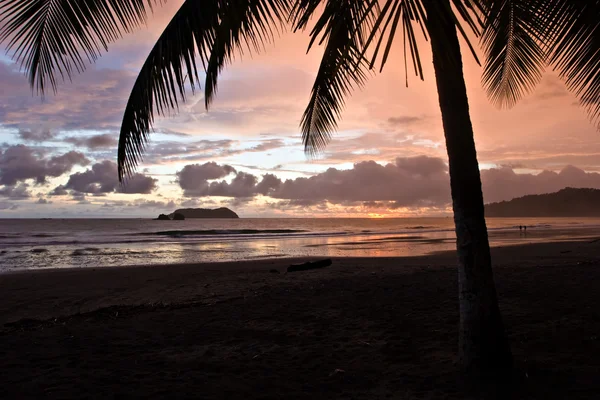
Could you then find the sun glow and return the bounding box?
[368,213,386,219]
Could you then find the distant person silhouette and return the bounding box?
[519,225,522,231]
[524,225,527,232]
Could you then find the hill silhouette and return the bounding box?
[485,187,600,217]
[168,207,239,219]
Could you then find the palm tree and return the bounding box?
[1,0,598,378]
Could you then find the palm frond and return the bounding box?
[480,0,547,108]
[544,0,600,128]
[204,0,287,108]
[118,0,288,180]
[294,0,377,154]
[0,0,156,94]
[365,0,483,81]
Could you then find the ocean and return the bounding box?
[1,217,599,272]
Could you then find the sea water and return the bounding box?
[1,217,599,272]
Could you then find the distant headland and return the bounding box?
[485,188,600,217]
[154,207,239,220]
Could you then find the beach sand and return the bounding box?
[1,240,600,399]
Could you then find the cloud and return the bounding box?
[0,62,135,133]
[255,173,282,195]
[0,183,31,200]
[272,156,450,206]
[49,185,68,196]
[0,201,18,210]
[0,145,89,186]
[64,133,117,149]
[129,199,176,209]
[144,138,286,165]
[62,160,157,195]
[177,162,282,198]
[481,165,600,202]
[177,156,450,206]
[316,132,443,165]
[121,173,159,194]
[387,116,423,126]
[177,162,236,196]
[174,157,600,211]
[17,129,56,142]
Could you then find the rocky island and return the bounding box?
[167,207,239,219]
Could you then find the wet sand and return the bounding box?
[1,240,600,399]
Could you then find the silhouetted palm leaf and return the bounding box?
[292,0,377,154]
[366,0,483,77]
[480,0,547,108]
[544,0,600,128]
[118,0,288,180]
[0,0,156,94]
[296,0,484,154]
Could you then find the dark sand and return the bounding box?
[1,240,600,399]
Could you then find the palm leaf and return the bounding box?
[544,0,600,128]
[118,0,288,180]
[0,0,157,94]
[296,0,485,154]
[480,0,548,108]
[293,0,377,154]
[365,0,484,79]
[204,0,287,108]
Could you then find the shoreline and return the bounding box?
[2,238,599,324]
[2,231,599,276]
[4,217,600,272]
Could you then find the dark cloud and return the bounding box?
[49,185,68,196]
[0,183,31,200]
[177,162,281,198]
[177,162,236,196]
[65,161,119,194]
[176,157,449,206]
[388,116,423,126]
[532,76,569,101]
[121,173,159,194]
[63,160,157,195]
[175,158,600,209]
[272,157,450,206]
[204,172,258,198]
[64,133,117,149]
[255,173,282,195]
[0,145,89,186]
[17,129,56,142]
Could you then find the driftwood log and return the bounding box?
[287,259,332,273]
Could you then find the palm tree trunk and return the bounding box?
[423,0,513,377]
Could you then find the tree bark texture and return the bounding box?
[423,0,513,377]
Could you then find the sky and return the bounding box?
[1,1,599,218]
